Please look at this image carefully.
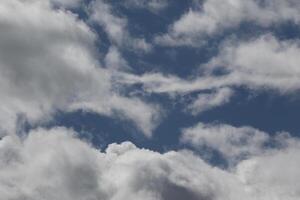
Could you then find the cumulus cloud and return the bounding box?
[156,0,300,46]
[0,127,300,200]
[0,128,243,200]
[0,0,159,136]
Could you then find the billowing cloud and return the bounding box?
[0,128,244,200]
[0,0,159,136]
[1,127,300,199]
[156,0,300,46]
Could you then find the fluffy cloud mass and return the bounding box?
[0,127,300,200]
[0,0,159,136]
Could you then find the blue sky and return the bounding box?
[1,0,300,199]
[50,0,300,152]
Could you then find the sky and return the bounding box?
[1,0,300,199]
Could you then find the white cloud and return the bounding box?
[121,34,300,97]
[1,1,300,198]
[118,34,300,117]
[0,127,246,200]
[181,123,270,162]
[186,87,234,115]
[235,135,300,199]
[0,0,160,136]
[104,46,129,71]
[156,0,300,46]
[118,72,232,94]
[89,0,152,52]
[1,127,300,199]
[207,34,300,93]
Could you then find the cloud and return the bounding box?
[1,1,300,199]
[235,134,300,199]
[50,0,83,8]
[118,72,230,94]
[123,0,169,13]
[104,46,129,71]
[156,0,300,46]
[0,127,243,200]
[116,35,300,122]
[89,0,152,52]
[206,34,300,93]
[0,0,160,136]
[120,34,300,111]
[186,87,234,115]
[181,123,271,162]
[1,127,300,199]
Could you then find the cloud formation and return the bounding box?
[181,123,271,162]
[156,0,300,46]
[89,0,152,52]
[120,34,300,114]
[1,1,300,199]
[1,127,300,200]
[186,88,234,115]
[0,0,159,136]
